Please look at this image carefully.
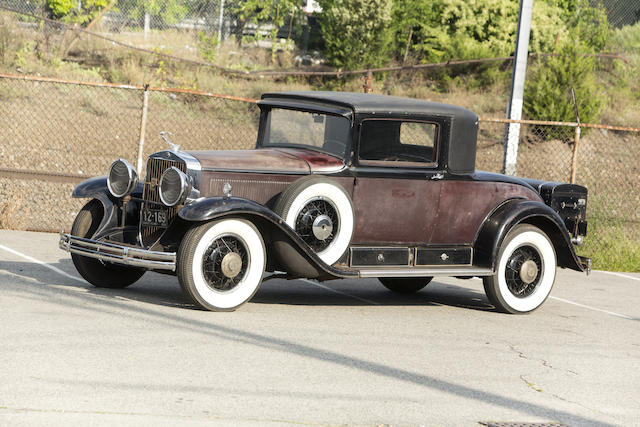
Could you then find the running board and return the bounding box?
[358,267,493,278]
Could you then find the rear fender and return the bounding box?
[474,199,588,272]
[178,197,356,280]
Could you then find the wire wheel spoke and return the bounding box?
[295,198,339,252]
[202,235,248,292]
[505,245,542,298]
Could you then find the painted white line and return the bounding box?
[550,296,634,320]
[299,278,380,305]
[594,270,640,283]
[0,244,85,284]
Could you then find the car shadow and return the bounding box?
[252,278,496,312]
[1,257,498,312]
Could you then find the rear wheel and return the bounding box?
[379,277,433,294]
[483,224,556,314]
[71,199,145,288]
[177,219,266,311]
[274,176,354,265]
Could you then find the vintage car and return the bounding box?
[59,91,590,313]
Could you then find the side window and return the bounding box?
[359,120,437,164]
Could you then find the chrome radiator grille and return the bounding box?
[141,157,187,247]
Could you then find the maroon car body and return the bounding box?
[60,91,590,313]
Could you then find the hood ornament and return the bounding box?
[160,131,180,152]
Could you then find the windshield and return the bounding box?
[261,108,351,158]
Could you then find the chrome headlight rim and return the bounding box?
[159,166,191,207]
[107,158,138,198]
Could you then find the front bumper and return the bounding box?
[59,232,176,271]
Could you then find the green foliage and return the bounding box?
[569,3,609,52]
[524,40,602,123]
[197,31,218,63]
[234,0,300,62]
[390,0,566,64]
[118,0,189,26]
[317,0,393,70]
[46,0,110,24]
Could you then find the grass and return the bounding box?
[579,218,640,272]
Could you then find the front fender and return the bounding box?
[71,176,143,242]
[474,199,589,272]
[178,197,357,280]
[72,176,144,199]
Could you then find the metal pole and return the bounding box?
[569,88,581,184]
[502,0,534,176]
[217,0,226,46]
[137,84,150,174]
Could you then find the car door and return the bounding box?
[350,118,444,246]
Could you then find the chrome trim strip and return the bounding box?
[59,232,176,271]
[201,167,308,175]
[358,267,493,277]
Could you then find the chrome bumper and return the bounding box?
[59,232,176,272]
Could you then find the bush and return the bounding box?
[317,0,393,70]
[524,40,602,124]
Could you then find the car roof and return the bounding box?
[259,91,479,175]
[260,91,477,120]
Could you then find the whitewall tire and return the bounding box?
[177,219,266,311]
[483,224,557,314]
[275,176,354,265]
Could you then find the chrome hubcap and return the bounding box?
[519,260,539,284]
[221,252,243,278]
[312,214,333,240]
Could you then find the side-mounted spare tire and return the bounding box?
[274,176,354,266]
[71,199,145,288]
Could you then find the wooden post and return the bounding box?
[363,70,373,93]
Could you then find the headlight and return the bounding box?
[107,159,138,198]
[159,166,191,206]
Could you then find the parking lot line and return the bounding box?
[0,244,84,284]
[594,269,640,283]
[550,296,634,320]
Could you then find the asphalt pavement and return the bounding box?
[1,230,639,426]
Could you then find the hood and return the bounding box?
[187,148,310,174]
[187,148,345,174]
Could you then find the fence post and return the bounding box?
[363,70,373,93]
[137,83,150,175]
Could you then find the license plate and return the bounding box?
[142,209,168,227]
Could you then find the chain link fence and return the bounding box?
[1,73,639,271]
[0,74,259,232]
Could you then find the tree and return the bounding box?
[46,0,111,24]
[524,39,602,124]
[234,0,300,61]
[317,0,393,70]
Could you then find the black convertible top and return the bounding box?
[260,91,479,174]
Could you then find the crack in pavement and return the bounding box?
[508,344,578,376]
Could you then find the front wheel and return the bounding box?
[71,199,145,288]
[483,224,557,314]
[177,219,266,311]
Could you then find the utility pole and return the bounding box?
[502,0,534,176]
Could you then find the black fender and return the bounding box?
[474,199,589,273]
[178,197,357,280]
[71,176,143,242]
